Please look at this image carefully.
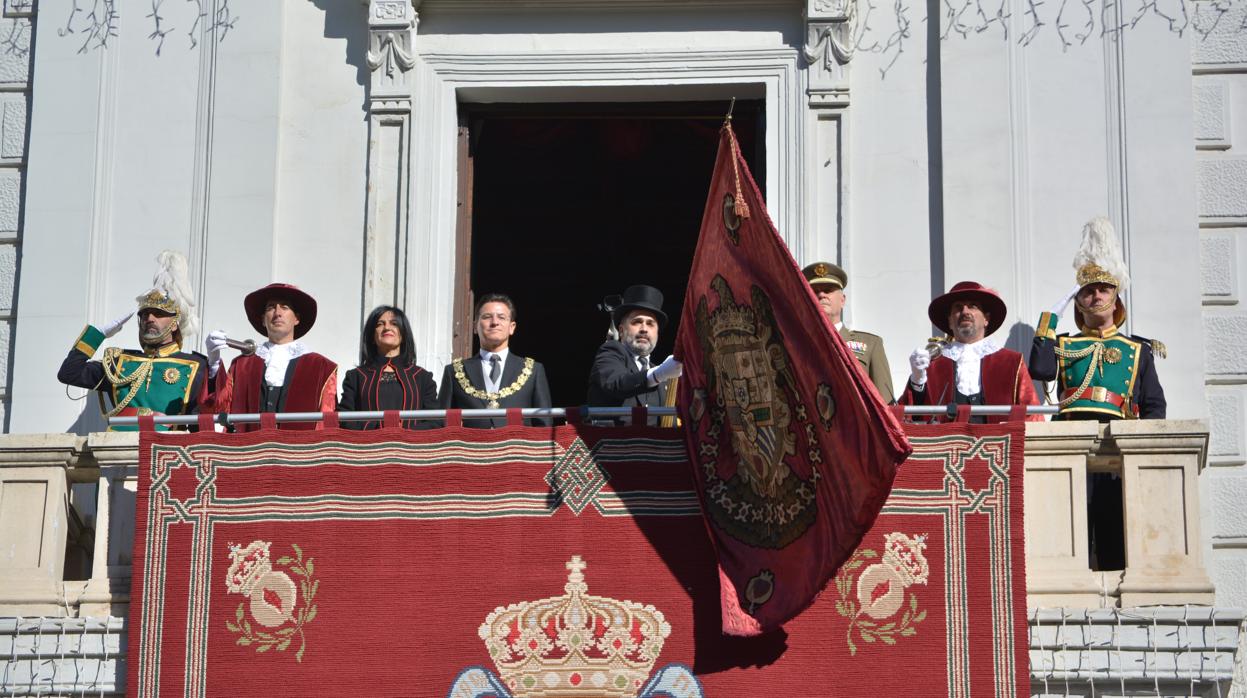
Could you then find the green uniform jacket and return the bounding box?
[839,325,895,404]
[58,325,210,431]
[1028,311,1166,420]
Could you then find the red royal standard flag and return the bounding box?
[675,122,913,636]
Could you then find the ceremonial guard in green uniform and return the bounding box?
[58,251,210,431]
[802,261,895,403]
[1029,217,1166,420]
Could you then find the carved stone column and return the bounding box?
[1023,421,1105,607]
[1110,419,1216,606]
[803,0,857,108]
[363,0,419,315]
[0,434,86,616]
[802,0,857,268]
[79,432,140,618]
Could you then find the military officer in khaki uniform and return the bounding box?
[803,261,895,404]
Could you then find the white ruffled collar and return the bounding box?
[940,338,1001,362]
[940,338,1001,396]
[255,341,310,388]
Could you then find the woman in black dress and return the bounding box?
[338,306,439,429]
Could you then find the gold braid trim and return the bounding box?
[99,348,154,417]
[1053,342,1106,410]
[453,357,534,408]
[1077,263,1121,288]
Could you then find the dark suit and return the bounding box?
[586,340,668,425]
[437,352,552,428]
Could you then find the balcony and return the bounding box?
[0,419,1239,695]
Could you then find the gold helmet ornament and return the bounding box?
[1071,216,1128,329]
[135,250,199,345]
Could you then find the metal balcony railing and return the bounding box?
[105,404,1063,428]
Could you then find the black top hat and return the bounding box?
[612,285,668,327]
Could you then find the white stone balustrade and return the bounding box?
[1024,419,1215,610]
[0,433,90,617]
[1023,421,1104,607]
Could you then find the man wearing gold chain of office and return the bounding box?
[438,293,552,428]
[1029,216,1167,420]
[58,251,211,431]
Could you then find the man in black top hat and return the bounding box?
[587,284,682,425]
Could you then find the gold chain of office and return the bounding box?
[452,357,534,409]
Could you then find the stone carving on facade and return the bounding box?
[367,0,419,96]
[362,0,420,313]
[368,31,416,81]
[803,0,857,107]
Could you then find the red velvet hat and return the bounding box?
[244,283,317,339]
[928,281,1007,337]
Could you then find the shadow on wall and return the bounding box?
[1005,319,1034,356]
[925,0,944,304]
[307,0,370,90]
[67,397,108,436]
[1005,320,1047,404]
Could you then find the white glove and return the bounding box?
[205,330,229,378]
[98,311,134,339]
[1049,284,1080,316]
[909,348,929,388]
[648,356,683,385]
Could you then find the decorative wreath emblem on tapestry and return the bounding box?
[834,532,930,655]
[692,275,821,549]
[223,540,319,662]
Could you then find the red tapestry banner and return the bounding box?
[128,421,1026,698]
[674,123,913,635]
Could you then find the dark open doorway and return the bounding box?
[458,101,765,406]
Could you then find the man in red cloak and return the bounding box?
[899,281,1039,423]
[202,283,338,431]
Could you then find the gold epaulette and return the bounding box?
[1151,339,1167,359]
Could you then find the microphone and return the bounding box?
[224,337,257,356]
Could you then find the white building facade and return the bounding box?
[1,0,1245,694]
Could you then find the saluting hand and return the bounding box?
[99,311,134,339]
[1049,284,1080,316]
